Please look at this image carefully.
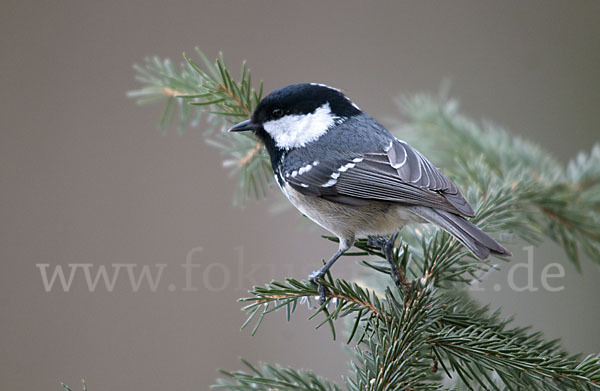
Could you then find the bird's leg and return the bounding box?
[309,248,346,305]
[368,232,410,291]
[382,232,403,288]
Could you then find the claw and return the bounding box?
[309,271,327,305]
[369,232,409,290]
[317,282,326,305]
[367,235,387,249]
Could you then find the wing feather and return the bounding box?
[284,138,475,217]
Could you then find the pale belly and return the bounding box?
[279,182,423,243]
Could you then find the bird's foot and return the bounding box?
[367,235,388,249]
[368,233,409,289]
[308,269,327,305]
[367,234,397,261]
[382,232,399,264]
[308,248,347,306]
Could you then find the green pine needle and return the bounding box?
[128,49,600,391]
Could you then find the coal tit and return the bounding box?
[230,83,510,293]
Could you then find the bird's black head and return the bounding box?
[251,83,361,125]
[229,83,361,153]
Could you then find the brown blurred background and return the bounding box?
[1,1,599,389]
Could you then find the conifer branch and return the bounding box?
[214,360,341,391]
[129,50,600,391]
[397,95,600,268]
[128,49,269,203]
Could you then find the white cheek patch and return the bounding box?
[263,103,339,149]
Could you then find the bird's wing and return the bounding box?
[284,138,475,217]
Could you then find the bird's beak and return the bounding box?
[228,119,258,132]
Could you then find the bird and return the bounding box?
[229,83,510,298]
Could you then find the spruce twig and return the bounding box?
[128,49,600,391]
[128,49,270,204]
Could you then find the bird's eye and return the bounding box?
[272,108,284,118]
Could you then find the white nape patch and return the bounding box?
[345,97,360,111]
[310,83,360,110]
[263,103,339,150]
[309,83,341,92]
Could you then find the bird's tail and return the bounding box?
[410,207,511,260]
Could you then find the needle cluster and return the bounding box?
[129,51,600,391]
